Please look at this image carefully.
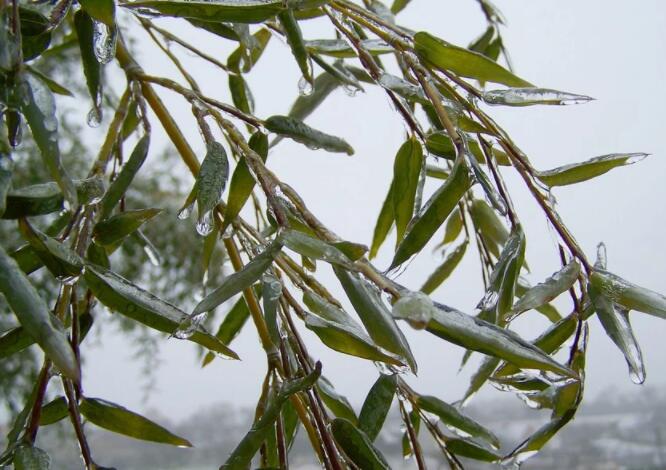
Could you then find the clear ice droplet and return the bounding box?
[298,76,314,96]
[196,210,214,236]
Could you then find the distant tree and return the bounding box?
[1,0,664,469]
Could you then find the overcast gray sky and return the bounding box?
[81,0,666,420]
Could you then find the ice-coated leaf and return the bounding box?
[446,438,501,462]
[392,137,423,243]
[99,135,150,219]
[403,295,574,376]
[426,132,511,166]
[287,71,339,122]
[303,290,362,332]
[378,73,428,105]
[515,278,562,323]
[358,374,397,442]
[124,0,284,24]
[80,397,192,447]
[536,153,649,187]
[261,273,282,345]
[278,9,312,86]
[461,356,500,405]
[193,241,282,314]
[416,394,499,448]
[80,0,116,26]
[421,241,467,295]
[509,261,580,320]
[84,263,238,359]
[369,181,394,259]
[264,115,354,155]
[0,246,79,381]
[305,39,392,58]
[74,10,101,123]
[92,208,162,247]
[414,32,533,87]
[18,73,77,208]
[589,282,645,384]
[469,199,508,247]
[334,267,417,371]
[331,240,368,261]
[279,229,353,268]
[391,156,471,268]
[18,218,83,279]
[441,207,463,245]
[317,376,358,424]
[330,418,391,470]
[12,444,50,470]
[18,8,52,62]
[0,326,34,359]
[228,74,254,117]
[590,269,666,320]
[227,28,271,72]
[196,141,229,221]
[223,131,267,232]
[303,312,405,366]
[482,87,593,106]
[26,67,73,97]
[202,295,252,366]
[463,144,507,215]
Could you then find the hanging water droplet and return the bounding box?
[8,123,21,148]
[92,21,117,65]
[173,312,207,339]
[373,361,394,375]
[342,84,359,97]
[58,275,80,286]
[87,106,102,128]
[477,291,499,311]
[298,76,314,96]
[177,201,194,220]
[196,210,214,236]
[629,365,646,385]
[500,450,538,469]
[62,198,72,212]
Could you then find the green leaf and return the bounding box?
[0,155,11,218]
[330,418,390,470]
[589,282,645,384]
[369,181,394,259]
[392,137,423,243]
[17,73,77,208]
[446,438,501,462]
[279,229,353,268]
[469,199,509,247]
[194,241,282,314]
[80,397,192,447]
[509,261,580,320]
[222,363,322,470]
[18,218,83,279]
[461,356,500,405]
[197,141,229,222]
[303,291,361,330]
[100,135,150,219]
[26,66,74,97]
[358,374,397,442]
[590,269,666,320]
[482,87,593,107]
[278,9,312,85]
[262,273,282,345]
[227,28,271,73]
[416,394,499,448]
[316,377,358,424]
[92,208,162,247]
[19,8,52,62]
[0,246,79,381]
[426,132,511,166]
[287,71,339,122]
[334,267,416,371]
[305,39,393,58]
[331,241,367,261]
[39,397,69,426]
[421,241,467,295]
[391,155,471,268]
[536,153,648,187]
[80,0,116,26]
[303,312,405,366]
[74,10,102,122]
[202,295,252,366]
[0,326,34,359]
[228,74,254,117]
[12,444,50,470]
[264,115,354,155]
[414,32,533,87]
[84,263,238,359]
[441,207,463,245]
[125,0,284,24]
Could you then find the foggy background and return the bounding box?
[71,0,666,436]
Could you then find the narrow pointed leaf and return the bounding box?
[228,74,254,117]
[18,219,83,279]
[74,10,101,124]
[392,137,423,242]
[197,141,229,219]
[421,241,467,294]
[331,240,368,261]
[279,229,353,268]
[391,156,471,268]
[84,264,238,359]
[426,132,511,166]
[369,182,394,259]
[414,32,532,87]
[358,374,397,442]
[264,115,354,155]
[203,295,252,367]
[446,438,501,462]
[462,356,500,405]
[194,241,282,314]
[305,39,392,58]
[262,273,282,345]
[334,267,416,371]
[287,71,339,121]
[0,246,79,381]
[227,28,271,72]
[0,326,34,359]
[39,397,69,426]
[441,207,463,245]
[12,444,50,470]
[317,377,358,424]
[92,208,162,246]
[330,418,391,470]
[469,199,509,247]
[278,9,312,84]
[482,88,593,106]
[536,153,648,187]
[303,291,361,330]
[590,269,666,319]
[80,397,192,447]
[80,0,116,26]
[510,261,580,319]
[124,0,285,24]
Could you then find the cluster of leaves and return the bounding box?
[0,0,664,469]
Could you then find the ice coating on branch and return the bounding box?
[482,88,594,106]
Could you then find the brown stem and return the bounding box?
[25,361,51,444]
[63,379,94,469]
[399,398,427,470]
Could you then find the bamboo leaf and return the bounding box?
[441,207,463,245]
[26,66,73,97]
[391,156,471,268]
[202,295,252,367]
[317,377,358,424]
[80,397,192,447]
[330,418,391,470]
[414,32,533,87]
[287,71,339,122]
[446,438,501,462]
[74,10,102,123]
[84,263,238,359]
[536,153,648,187]
[278,9,312,86]
[92,208,162,247]
[331,240,367,261]
[305,39,392,58]
[392,137,423,242]
[227,28,271,72]
[303,291,364,333]
[194,241,282,314]
[358,374,397,442]
[469,199,509,247]
[426,132,511,166]
[264,115,354,155]
[196,141,229,228]
[0,326,34,359]
[482,87,593,107]
[590,269,666,320]
[79,0,116,26]
[12,444,50,470]
[125,0,285,24]
[18,218,83,279]
[421,241,467,295]
[19,8,51,61]
[369,181,394,259]
[461,356,500,405]
[39,397,69,426]
[279,229,353,268]
[0,246,79,381]
[334,267,416,371]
